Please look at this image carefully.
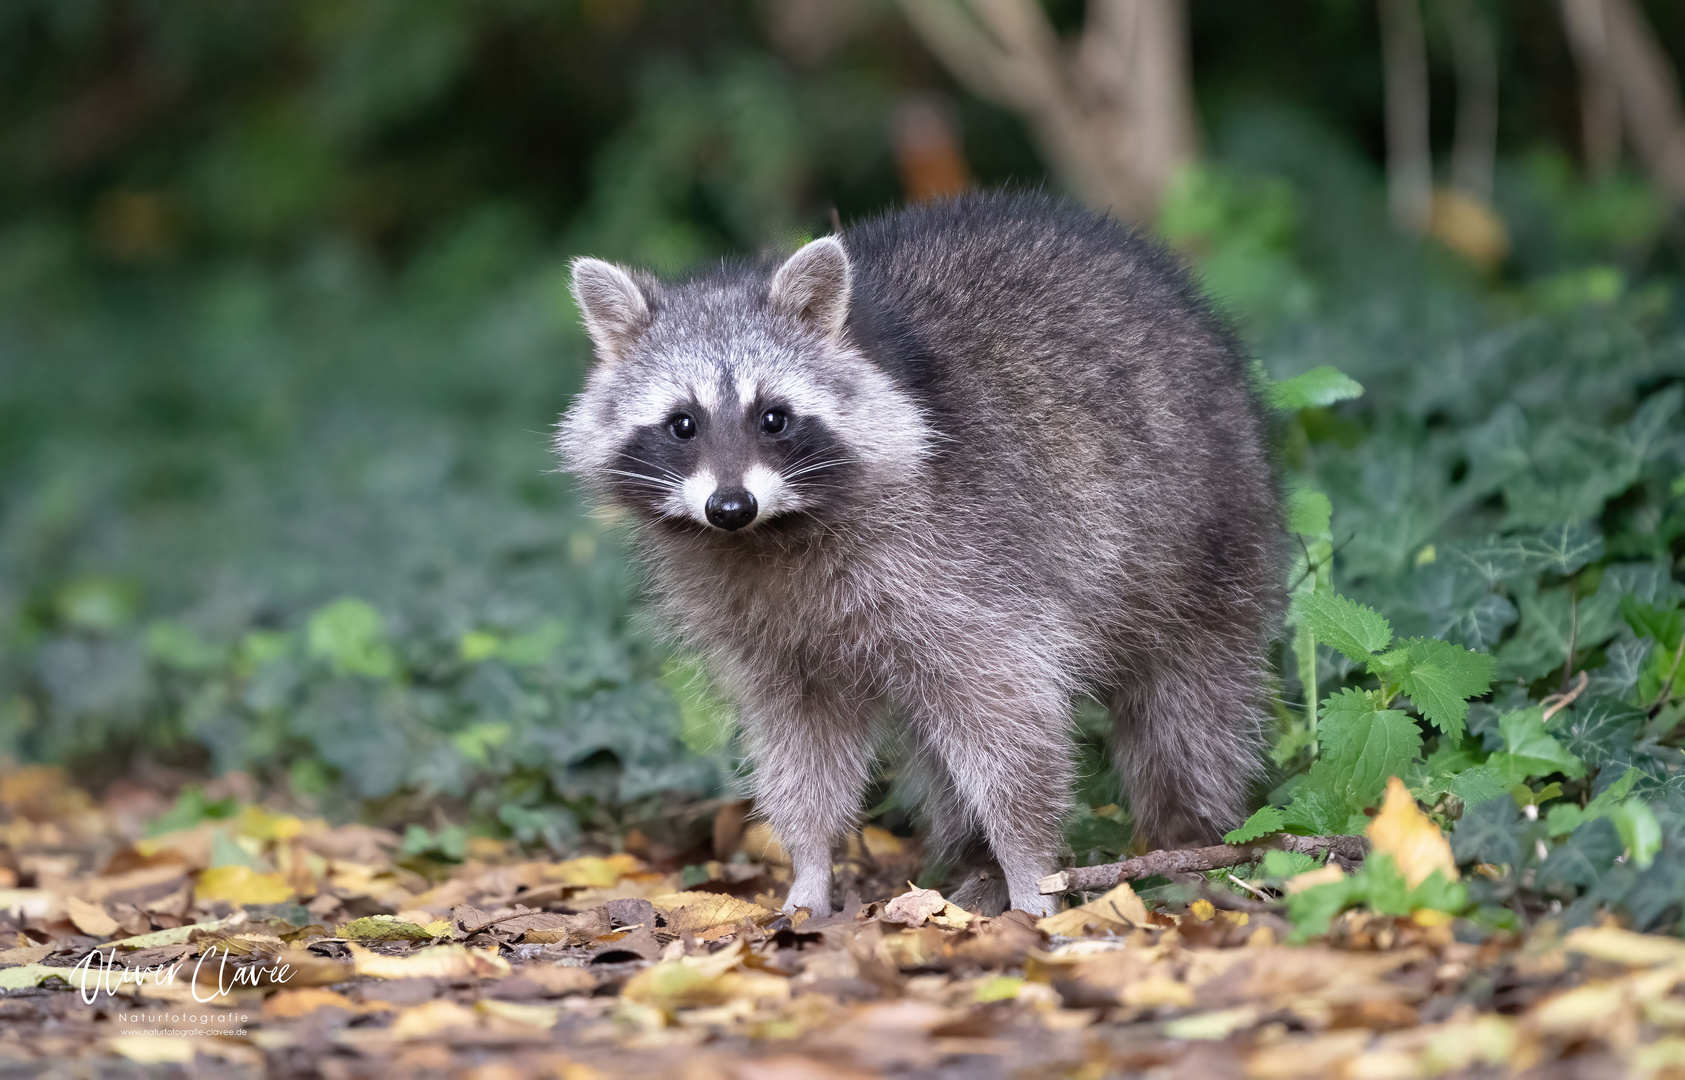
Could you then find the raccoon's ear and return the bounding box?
[570,257,653,364]
[768,236,851,339]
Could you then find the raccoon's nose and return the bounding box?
[705,487,758,531]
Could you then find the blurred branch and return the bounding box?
[1560,0,1623,175]
[1593,0,1685,199]
[1378,0,1433,233]
[896,0,1197,222]
[1445,0,1498,205]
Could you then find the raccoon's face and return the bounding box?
[556,237,929,535]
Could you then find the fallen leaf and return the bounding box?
[652,891,778,933]
[110,916,236,950]
[65,896,122,937]
[1367,776,1457,889]
[493,964,597,997]
[349,942,511,980]
[1565,926,1685,968]
[104,1035,196,1065]
[391,998,481,1040]
[542,853,643,888]
[0,964,74,990]
[1284,865,1345,894]
[1037,882,1148,936]
[884,885,948,927]
[0,944,54,967]
[861,826,905,859]
[477,998,560,1028]
[195,865,294,905]
[264,988,364,1019]
[336,915,448,941]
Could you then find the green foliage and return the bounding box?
[1286,855,1469,942]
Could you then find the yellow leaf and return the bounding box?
[1429,187,1510,270]
[651,892,778,933]
[66,896,121,938]
[0,964,72,990]
[195,865,294,905]
[1566,926,1685,968]
[391,998,480,1040]
[349,942,510,980]
[335,915,442,941]
[1284,865,1345,894]
[1366,776,1457,889]
[861,826,905,859]
[109,917,235,951]
[234,806,312,841]
[1037,881,1149,937]
[263,988,363,1019]
[542,853,643,888]
[973,975,1022,1003]
[738,822,788,864]
[477,998,560,1029]
[1189,899,1216,922]
[105,1035,195,1065]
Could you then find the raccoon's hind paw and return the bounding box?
[782,886,833,919]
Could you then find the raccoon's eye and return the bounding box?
[668,414,697,440]
[759,409,788,435]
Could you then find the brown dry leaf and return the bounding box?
[264,988,364,1019]
[1037,881,1148,937]
[104,1034,197,1065]
[65,895,122,937]
[349,942,512,980]
[1429,187,1509,270]
[1367,776,1457,889]
[884,885,947,927]
[622,938,790,1013]
[653,891,778,933]
[195,864,295,905]
[739,822,789,864]
[498,964,597,997]
[518,908,612,945]
[0,943,54,967]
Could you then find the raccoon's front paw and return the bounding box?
[1007,891,1060,920]
[782,882,833,918]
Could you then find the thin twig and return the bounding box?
[1038,835,1369,894]
[1225,872,1275,903]
[1542,669,1590,723]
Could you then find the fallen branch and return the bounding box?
[1038,834,1369,894]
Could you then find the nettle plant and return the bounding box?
[1225,366,1684,936]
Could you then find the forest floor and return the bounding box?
[0,764,1678,1079]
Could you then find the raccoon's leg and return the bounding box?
[898,737,1010,916]
[910,677,1072,918]
[740,692,878,917]
[1109,655,1266,848]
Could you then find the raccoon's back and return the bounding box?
[840,191,1279,641]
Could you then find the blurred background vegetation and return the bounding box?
[2,0,1683,870]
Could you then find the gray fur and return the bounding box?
[556,191,1282,917]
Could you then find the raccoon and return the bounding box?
[556,191,1282,917]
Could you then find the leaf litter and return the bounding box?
[1,764,1684,1078]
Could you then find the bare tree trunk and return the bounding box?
[1445,0,1498,204]
[1561,0,1623,174]
[1598,0,1685,198]
[896,0,1197,222]
[1378,0,1433,233]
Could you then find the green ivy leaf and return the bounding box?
[1394,637,1494,740]
[1290,592,1393,663]
[1608,801,1662,869]
[1223,805,1286,844]
[1488,707,1587,785]
[1269,366,1364,411]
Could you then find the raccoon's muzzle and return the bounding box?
[705,486,757,530]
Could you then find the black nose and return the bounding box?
[705,487,758,531]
